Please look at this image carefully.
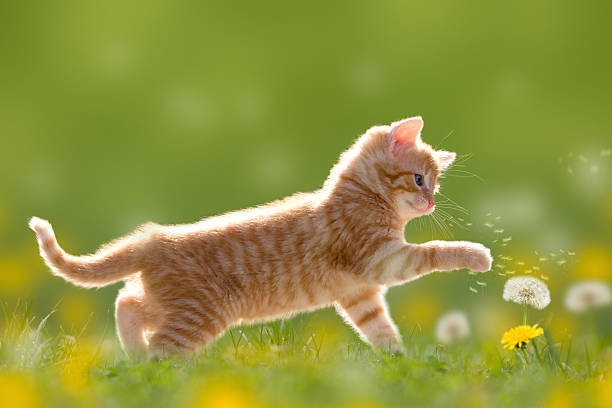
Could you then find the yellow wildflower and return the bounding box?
[0,372,40,408]
[501,324,543,350]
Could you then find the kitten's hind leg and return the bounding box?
[115,295,148,357]
[337,287,404,355]
[147,299,229,357]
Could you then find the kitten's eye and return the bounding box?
[414,174,423,186]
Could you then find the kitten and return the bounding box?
[30,116,492,357]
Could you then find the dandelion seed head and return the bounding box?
[503,276,551,309]
[436,311,470,344]
[565,280,611,313]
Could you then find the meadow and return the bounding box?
[2,299,610,408]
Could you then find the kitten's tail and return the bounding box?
[29,217,145,288]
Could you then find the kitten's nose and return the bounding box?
[427,199,435,209]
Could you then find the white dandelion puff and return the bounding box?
[435,311,470,344]
[564,280,611,313]
[503,276,551,309]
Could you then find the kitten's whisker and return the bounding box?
[427,214,435,240]
[444,169,485,182]
[434,129,455,150]
[436,203,469,215]
[453,153,473,164]
[435,208,470,231]
[437,193,469,214]
[437,211,456,237]
[430,211,454,239]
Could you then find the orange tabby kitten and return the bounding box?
[30,116,492,357]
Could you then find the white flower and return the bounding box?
[503,276,551,309]
[435,311,470,344]
[564,280,611,313]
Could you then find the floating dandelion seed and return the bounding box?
[540,275,549,281]
[557,259,567,266]
[494,229,504,233]
[436,311,470,344]
[568,251,576,256]
[539,257,549,262]
[501,324,544,350]
[476,281,487,286]
[517,261,525,266]
[565,280,611,313]
[503,276,551,309]
[484,223,494,228]
[601,149,611,157]
[469,286,478,294]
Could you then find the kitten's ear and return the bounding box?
[436,150,456,171]
[389,116,424,154]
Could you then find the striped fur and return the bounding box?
[29,116,492,357]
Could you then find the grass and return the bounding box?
[1,303,610,408]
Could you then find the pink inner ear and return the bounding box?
[389,116,424,154]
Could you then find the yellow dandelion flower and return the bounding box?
[501,324,544,350]
[0,372,40,408]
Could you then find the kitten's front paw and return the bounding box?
[378,341,405,358]
[462,242,492,272]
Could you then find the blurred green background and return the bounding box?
[0,1,611,344]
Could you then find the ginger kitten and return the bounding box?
[30,116,492,357]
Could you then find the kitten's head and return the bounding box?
[380,116,455,219]
[326,116,455,221]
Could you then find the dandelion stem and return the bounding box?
[520,347,529,367]
[584,341,592,377]
[522,303,527,325]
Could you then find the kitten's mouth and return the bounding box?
[408,201,435,215]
